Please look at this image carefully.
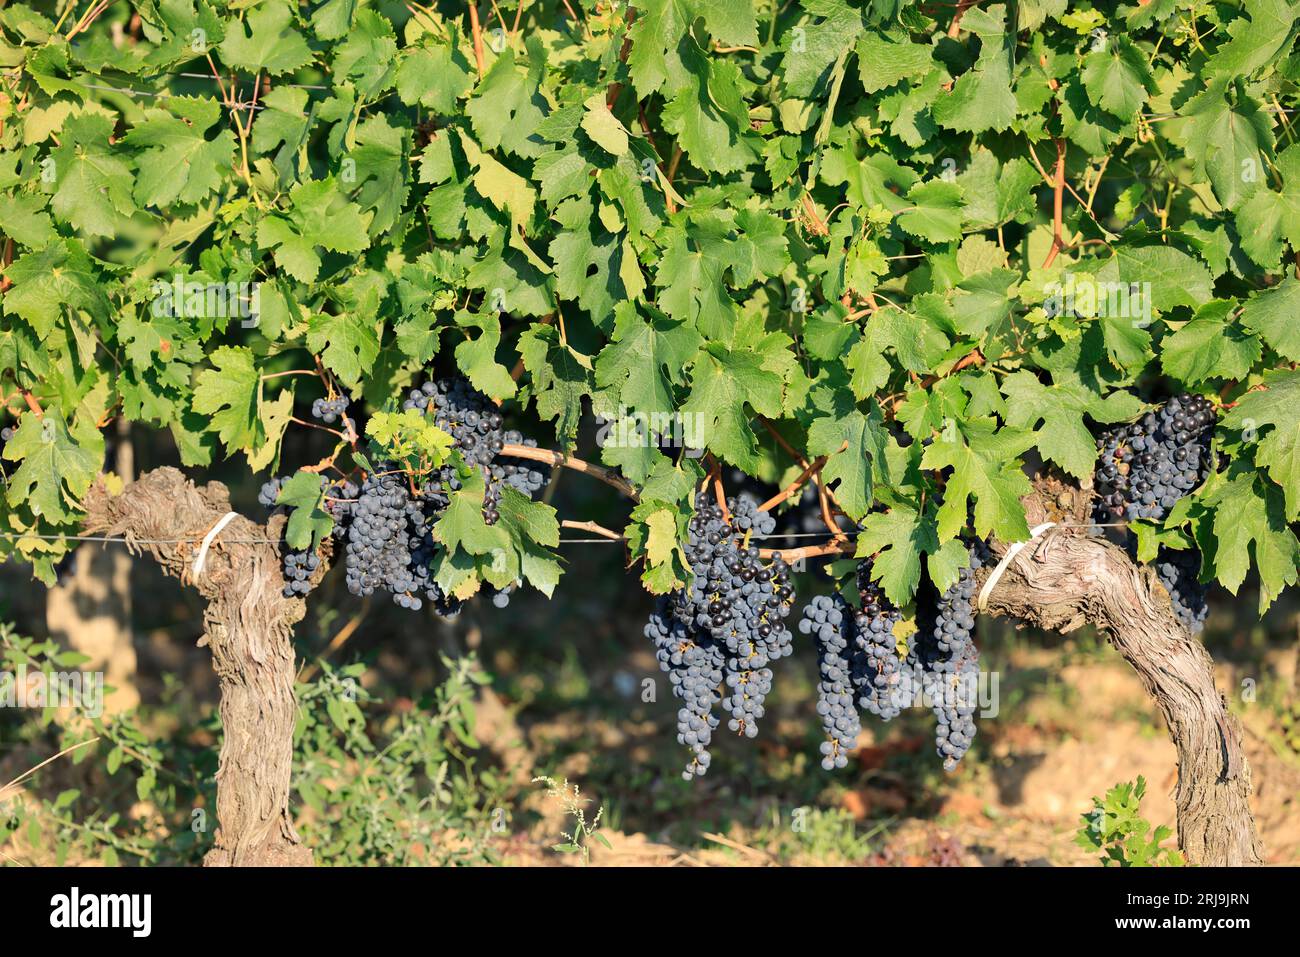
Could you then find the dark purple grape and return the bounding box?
[645,492,795,779]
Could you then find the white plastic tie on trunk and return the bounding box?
[192,512,240,580]
[977,522,1057,613]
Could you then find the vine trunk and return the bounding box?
[83,467,315,867]
[980,488,1263,865]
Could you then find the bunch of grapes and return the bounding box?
[645,492,797,779]
[1155,547,1208,634]
[311,395,351,426]
[258,476,286,508]
[339,465,461,613]
[853,566,906,720]
[799,594,860,770]
[1093,395,1216,633]
[645,599,725,779]
[260,377,552,611]
[910,544,986,771]
[281,549,322,597]
[403,377,548,524]
[1094,394,1216,523]
[799,559,908,770]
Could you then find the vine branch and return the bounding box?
[758,454,828,512]
[498,442,639,500]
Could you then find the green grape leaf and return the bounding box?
[518,323,594,448]
[1205,472,1300,612]
[47,113,136,237]
[257,177,373,282]
[219,1,314,76]
[806,397,887,519]
[681,345,784,472]
[855,505,938,605]
[306,311,381,391]
[275,471,331,550]
[1159,302,1261,385]
[920,418,1033,542]
[896,180,965,244]
[2,411,101,523]
[595,302,701,416]
[454,311,517,401]
[1223,370,1300,518]
[124,97,235,207]
[1240,276,1300,361]
[1001,371,1144,479]
[191,346,261,451]
[1081,36,1154,121]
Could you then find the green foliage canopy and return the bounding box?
[1,0,1298,612]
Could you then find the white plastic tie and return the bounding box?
[977,522,1057,612]
[191,512,240,580]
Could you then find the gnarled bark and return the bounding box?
[981,488,1263,865]
[83,467,317,867]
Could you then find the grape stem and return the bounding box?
[1042,138,1067,268]
[757,540,854,562]
[288,416,348,441]
[259,369,319,381]
[884,348,985,414]
[758,454,829,511]
[560,519,623,541]
[757,416,848,516]
[498,443,640,500]
[467,2,486,76]
[603,6,636,109]
[947,0,978,37]
[704,455,731,521]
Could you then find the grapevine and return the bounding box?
[0,0,1293,866]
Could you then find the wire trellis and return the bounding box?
[0,521,1137,549]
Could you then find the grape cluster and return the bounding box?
[1094,394,1216,523]
[854,568,906,720]
[800,594,860,769]
[911,545,986,771]
[260,378,551,612]
[1155,547,1208,634]
[281,549,322,597]
[1094,396,1217,634]
[799,560,907,769]
[645,492,797,779]
[340,466,460,614]
[311,395,351,426]
[258,476,285,508]
[646,599,725,778]
[403,377,548,524]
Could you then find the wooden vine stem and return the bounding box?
[498,442,639,500]
[978,484,1264,866]
[83,468,319,867]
